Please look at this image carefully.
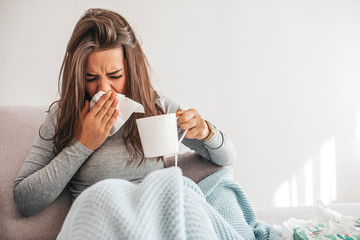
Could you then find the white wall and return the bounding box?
[1,0,359,209]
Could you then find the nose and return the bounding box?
[97,78,112,93]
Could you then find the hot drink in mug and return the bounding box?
[136,113,187,158]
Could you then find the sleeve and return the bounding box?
[158,93,236,166]
[13,103,94,217]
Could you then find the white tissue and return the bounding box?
[281,198,360,237]
[89,91,145,136]
[316,199,359,235]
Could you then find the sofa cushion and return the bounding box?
[0,105,225,239]
[164,151,225,183]
[0,105,72,240]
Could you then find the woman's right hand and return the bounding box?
[75,91,119,151]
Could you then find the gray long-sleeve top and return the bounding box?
[13,93,236,217]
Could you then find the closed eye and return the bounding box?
[85,75,122,81]
[111,75,122,79]
[85,77,96,82]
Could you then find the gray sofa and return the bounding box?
[0,105,225,239]
[2,105,360,239]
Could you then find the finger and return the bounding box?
[96,92,117,119]
[176,108,184,117]
[88,91,112,117]
[184,127,199,139]
[80,100,90,119]
[186,125,206,139]
[105,109,119,133]
[179,118,197,131]
[101,97,118,125]
[177,109,197,123]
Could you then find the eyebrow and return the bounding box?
[86,68,123,77]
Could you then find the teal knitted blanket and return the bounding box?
[57,167,283,240]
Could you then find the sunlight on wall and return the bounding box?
[291,174,298,206]
[353,110,360,157]
[356,111,360,139]
[274,181,291,207]
[273,137,337,207]
[304,158,313,206]
[274,176,300,207]
[320,137,337,204]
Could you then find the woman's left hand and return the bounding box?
[176,108,210,140]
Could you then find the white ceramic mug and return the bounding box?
[136,113,186,158]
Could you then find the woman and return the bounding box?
[13,8,236,217]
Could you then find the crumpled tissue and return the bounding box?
[276,199,360,240]
[90,91,145,136]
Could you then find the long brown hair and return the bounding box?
[43,8,164,166]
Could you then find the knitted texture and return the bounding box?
[197,169,283,240]
[57,168,282,240]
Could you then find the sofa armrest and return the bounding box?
[0,105,72,240]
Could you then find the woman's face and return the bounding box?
[85,47,126,98]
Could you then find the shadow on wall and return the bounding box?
[273,110,360,207]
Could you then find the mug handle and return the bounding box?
[178,129,188,145]
[176,115,188,144]
[175,116,188,168]
[175,128,188,168]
